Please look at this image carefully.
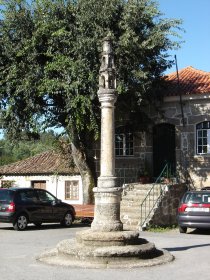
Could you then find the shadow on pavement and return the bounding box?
[163,228,210,251]
[189,228,210,235]
[0,221,91,231]
[164,243,210,252]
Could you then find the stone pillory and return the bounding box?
[37,36,174,268]
[91,35,123,232]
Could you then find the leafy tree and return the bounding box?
[0,0,182,203]
[0,130,59,165]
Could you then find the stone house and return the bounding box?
[93,66,210,189]
[0,150,83,204]
[159,66,210,188]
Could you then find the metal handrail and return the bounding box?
[140,163,169,229]
[155,163,170,183]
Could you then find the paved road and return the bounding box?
[0,222,210,280]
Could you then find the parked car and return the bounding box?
[0,187,75,231]
[177,190,210,233]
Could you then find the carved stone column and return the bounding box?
[91,36,123,232]
[38,36,173,268]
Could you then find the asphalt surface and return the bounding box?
[1,222,210,280]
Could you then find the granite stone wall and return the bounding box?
[92,96,210,189]
[149,183,188,226]
[161,97,210,189]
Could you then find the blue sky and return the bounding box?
[158,0,210,74]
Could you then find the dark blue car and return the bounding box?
[0,187,75,230]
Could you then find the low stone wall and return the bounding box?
[150,183,188,227]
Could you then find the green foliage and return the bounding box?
[0,180,14,188]
[147,225,177,232]
[0,130,58,165]
[0,0,183,145]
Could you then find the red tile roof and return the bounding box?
[0,150,79,175]
[164,66,210,96]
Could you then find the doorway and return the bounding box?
[153,123,176,177]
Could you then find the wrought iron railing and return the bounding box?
[140,163,170,229]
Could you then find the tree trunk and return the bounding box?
[69,128,96,205]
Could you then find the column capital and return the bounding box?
[97,90,117,105]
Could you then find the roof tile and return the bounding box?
[164,66,210,96]
[0,150,79,175]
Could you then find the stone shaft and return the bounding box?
[100,97,115,177]
[91,36,122,232]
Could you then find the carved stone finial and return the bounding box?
[98,36,116,92]
[102,35,112,53]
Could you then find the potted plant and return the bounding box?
[160,167,173,184]
[138,170,150,184]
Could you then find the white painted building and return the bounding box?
[0,150,83,205]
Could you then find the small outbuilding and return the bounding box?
[0,150,83,205]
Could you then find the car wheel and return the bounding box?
[179,226,187,233]
[34,222,42,228]
[13,214,28,231]
[61,212,73,227]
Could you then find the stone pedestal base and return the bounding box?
[37,229,174,268]
[91,177,123,232]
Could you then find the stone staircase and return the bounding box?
[120,183,163,231]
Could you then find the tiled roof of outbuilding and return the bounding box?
[0,150,79,175]
[164,66,210,96]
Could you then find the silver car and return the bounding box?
[177,191,210,233]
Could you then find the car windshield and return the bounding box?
[0,189,13,203]
[184,192,210,204]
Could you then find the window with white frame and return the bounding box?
[196,121,210,154]
[65,180,79,200]
[115,131,134,156]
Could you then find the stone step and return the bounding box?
[121,203,160,210]
[122,189,150,196]
[124,185,162,191]
[123,224,139,231]
[121,196,159,204]
[120,201,142,208]
[120,213,151,221]
[123,184,163,191]
[121,219,140,226]
[122,191,161,199]
[120,205,141,212]
[122,193,160,199]
[121,212,141,220]
[120,203,154,210]
[122,192,160,199]
[121,183,166,230]
[123,183,154,188]
[123,186,161,193]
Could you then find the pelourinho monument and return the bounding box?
[37,36,174,268]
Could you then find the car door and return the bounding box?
[35,190,54,222]
[16,189,40,222]
[52,201,68,221]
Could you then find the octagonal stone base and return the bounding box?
[37,229,174,268]
[91,180,123,232]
